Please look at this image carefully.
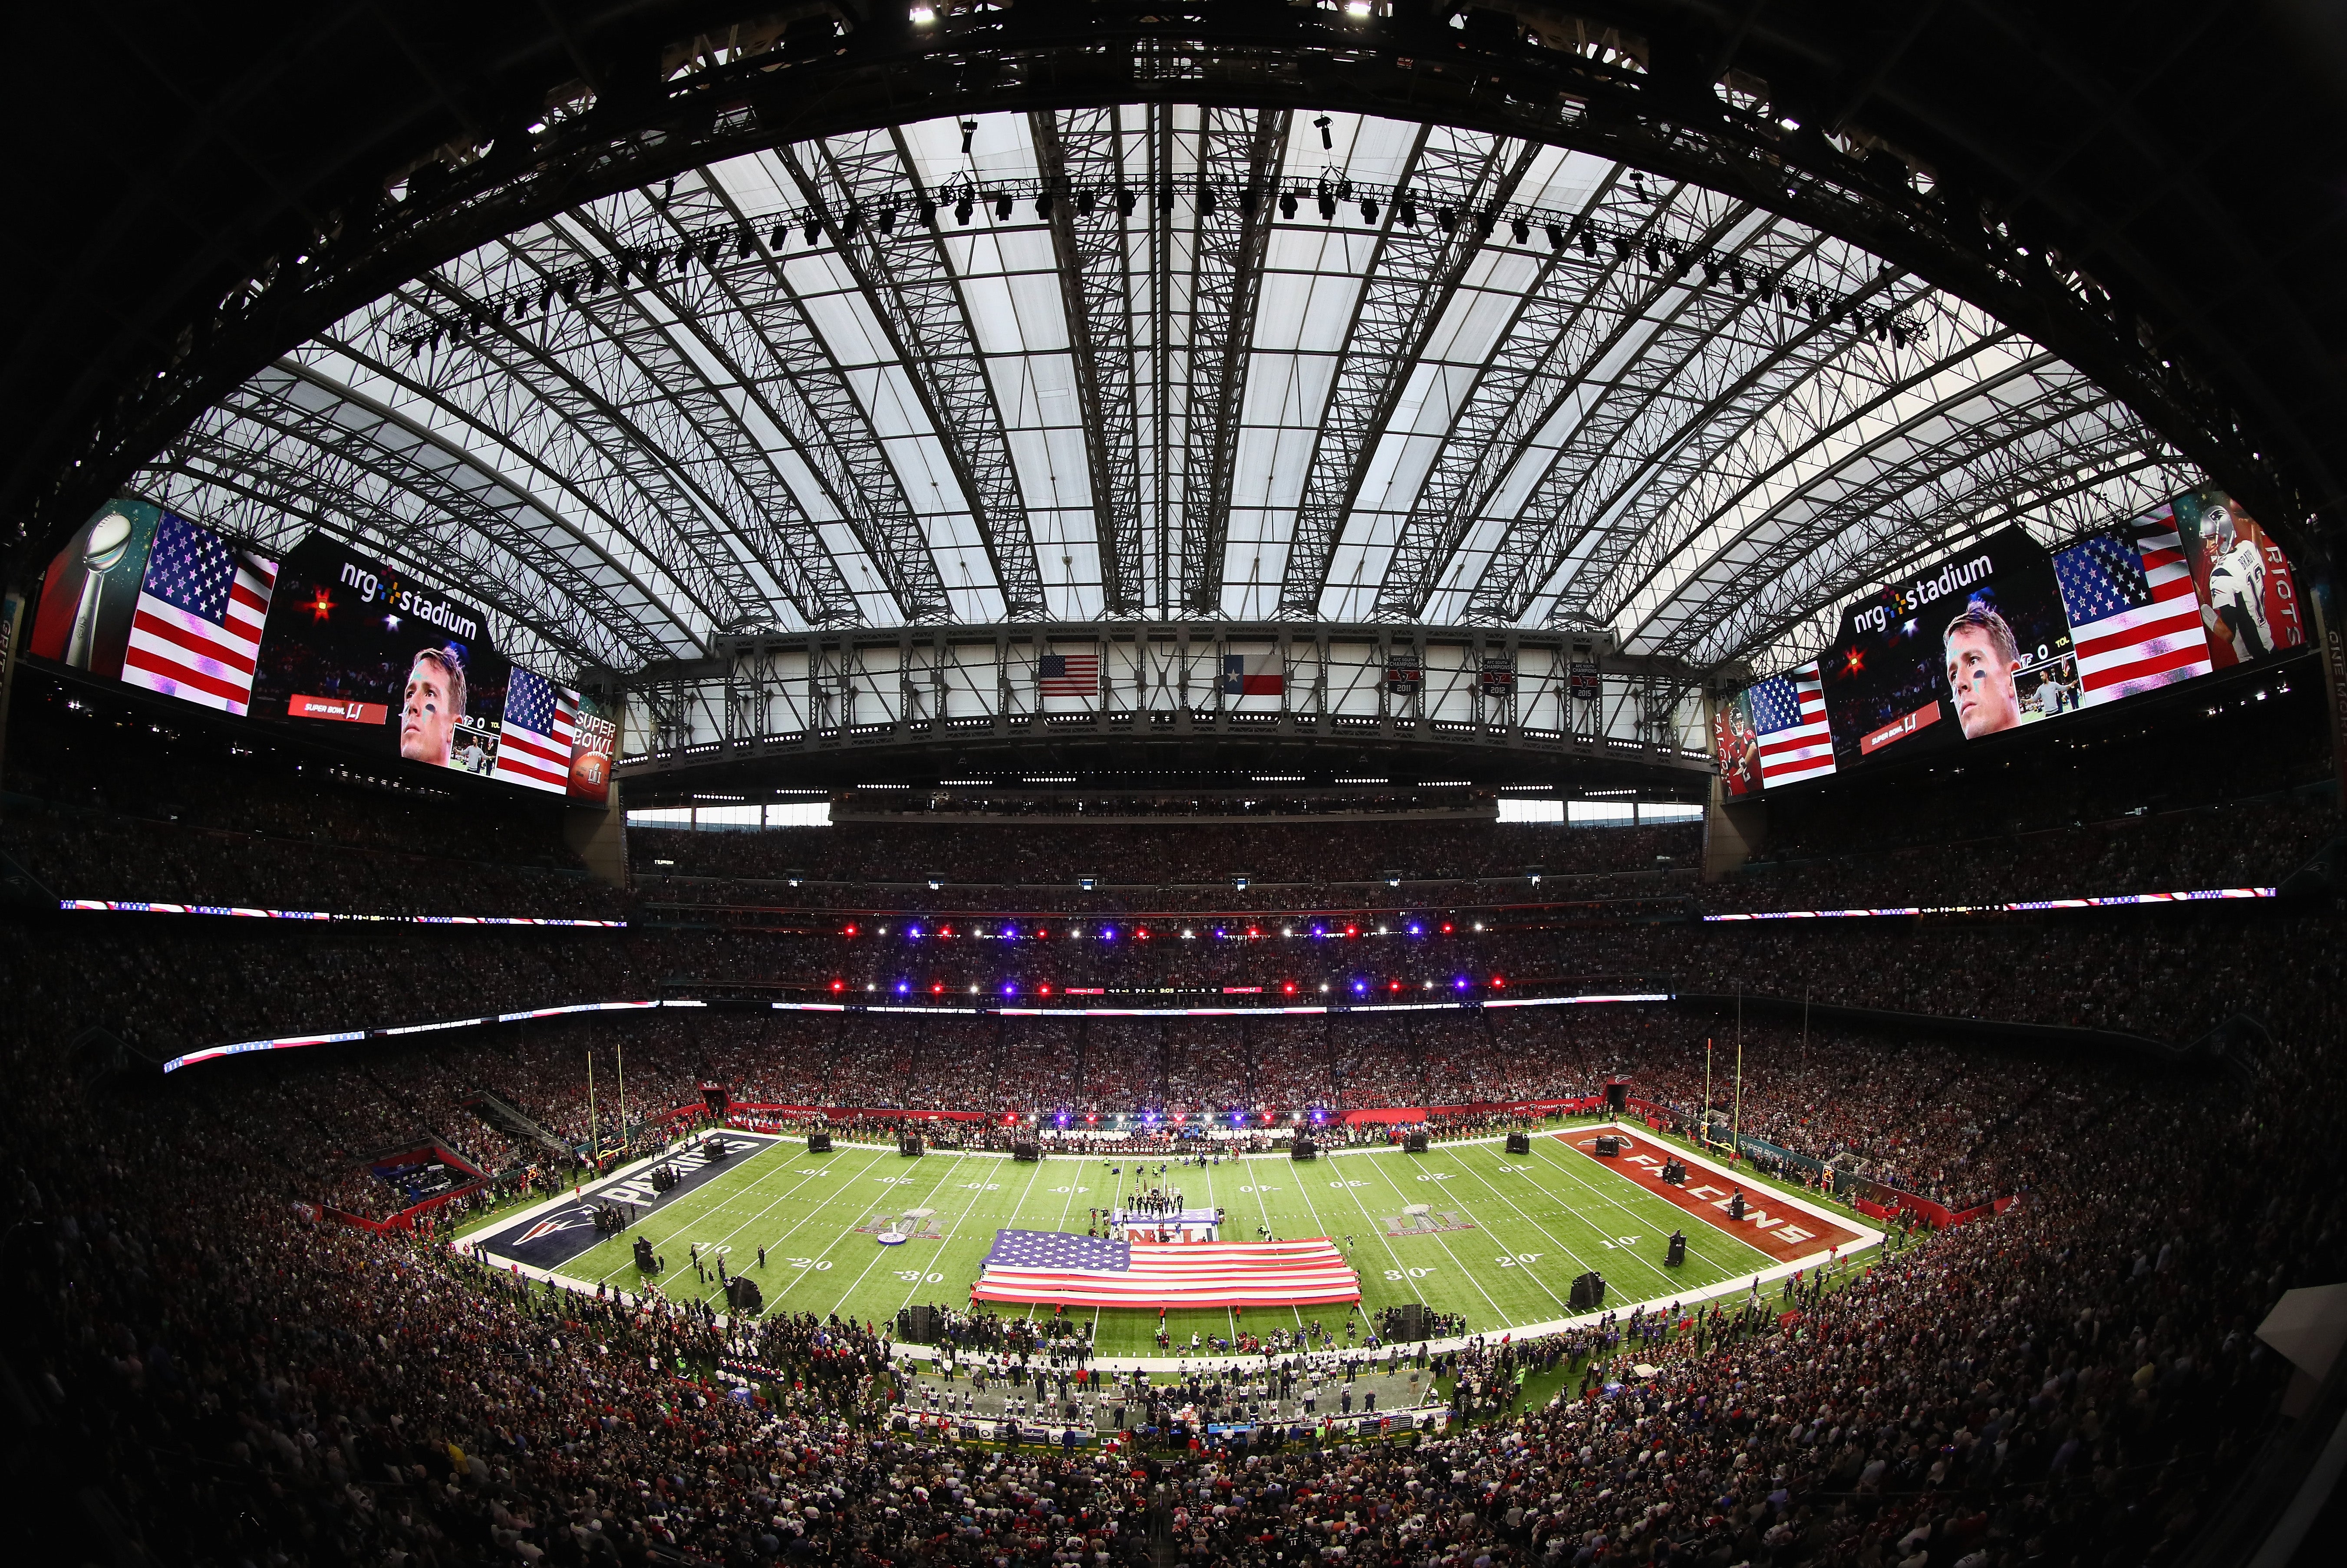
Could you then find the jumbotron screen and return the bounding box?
[1715,489,2304,794]
[26,500,613,803]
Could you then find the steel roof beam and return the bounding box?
[394,237,851,632]
[1032,107,1144,616]
[1572,295,2012,638]
[142,365,671,669]
[1654,382,2173,665]
[1462,192,1847,625]
[576,171,948,623]
[780,130,1049,619]
[1182,107,1287,617]
[1277,125,1540,618]
[521,208,865,629]
[329,275,765,643]
[1368,168,1648,622]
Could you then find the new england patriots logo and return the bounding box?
[515,1208,594,1245]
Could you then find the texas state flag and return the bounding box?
[1223,653,1284,696]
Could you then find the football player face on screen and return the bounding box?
[399,646,466,768]
[1942,602,2024,739]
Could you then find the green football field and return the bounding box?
[521,1129,1829,1356]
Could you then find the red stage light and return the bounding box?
[1345,925,1358,937]
[1282,982,1296,995]
[1441,922,1453,933]
[1039,984,1052,995]
[1390,980,1401,991]
[1491,976,1506,988]
[844,924,858,935]
[932,983,944,994]
[830,980,844,992]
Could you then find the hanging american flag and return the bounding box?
[2053,517,2210,707]
[1037,647,1099,697]
[972,1229,1361,1308]
[1747,661,1837,789]
[120,513,277,716]
[490,668,579,794]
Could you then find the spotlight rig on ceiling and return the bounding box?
[386,168,1931,357]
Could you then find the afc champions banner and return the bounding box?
[29,503,611,803]
[1713,490,2303,791]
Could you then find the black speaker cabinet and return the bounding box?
[899,1133,924,1157]
[1593,1135,1621,1157]
[1403,1130,1429,1153]
[1291,1136,1318,1160]
[807,1132,833,1153]
[1567,1270,1607,1312]
[1665,1231,1688,1268]
[1013,1142,1042,1163]
[1505,1131,1531,1155]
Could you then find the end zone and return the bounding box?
[1559,1122,1879,1264]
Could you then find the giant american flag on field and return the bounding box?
[1747,661,1837,789]
[2052,516,2211,707]
[972,1229,1361,1308]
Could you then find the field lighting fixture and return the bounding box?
[910,4,936,23]
[1315,114,1333,148]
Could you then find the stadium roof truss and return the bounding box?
[126,82,2211,694]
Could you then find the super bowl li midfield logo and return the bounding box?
[856,1207,944,1243]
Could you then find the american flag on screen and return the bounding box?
[1748,661,1837,788]
[1037,647,1099,697]
[489,668,579,794]
[972,1229,1361,1308]
[2053,517,2210,706]
[121,513,277,716]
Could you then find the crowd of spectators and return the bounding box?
[1701,794,2332,916]
[5,879,2342,1568]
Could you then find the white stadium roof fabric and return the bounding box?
[136,105,2199,683]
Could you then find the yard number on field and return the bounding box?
[1598,1236,1641,1250]
[1384,1267,1437,1281]
[1496,1253,1543,1267]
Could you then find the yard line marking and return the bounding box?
[1336,1146,1509,1326]
[1416,1146,1579,1318]
[583,1141,882,1291]
[818,1149,978,1320]
[888,1148,1025,1320]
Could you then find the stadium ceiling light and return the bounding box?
[910,5,936,23]
[1315,114,1333,149]
[959,119,977,154]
